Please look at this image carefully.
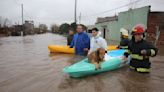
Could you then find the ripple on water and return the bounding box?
[0,33,164,92]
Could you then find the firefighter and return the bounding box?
[118,28,130,49]
[124,24,158,73]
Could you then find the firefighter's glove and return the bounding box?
[141,49,147,55]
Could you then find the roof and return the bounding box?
[96,16,118,24]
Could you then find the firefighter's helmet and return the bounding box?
[120,28,129,36]
[132,24,145,35]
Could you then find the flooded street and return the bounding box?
[0,33,164,92]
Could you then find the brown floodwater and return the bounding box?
[0,33,164,92]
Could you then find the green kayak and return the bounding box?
[63,50,128,78]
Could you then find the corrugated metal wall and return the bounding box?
[95,6,150,44]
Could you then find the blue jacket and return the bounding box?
[70,32,90,55]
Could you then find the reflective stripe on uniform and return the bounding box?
[123,35,128,38]
[130,66,135,69]
[151,49,155,56]
[131,54,144,60]
[136,68,150,73]
[127,50,131,54]
[120,46,128,49]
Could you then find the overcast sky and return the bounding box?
[0,0,164,28]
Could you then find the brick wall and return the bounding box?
[147,12,164,45]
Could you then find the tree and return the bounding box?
[39,24,48,33]
[59,23,70,34]
[51,24,59,33]
[70,22,76,32]
[0,16,2,28]
[0,17,12,27]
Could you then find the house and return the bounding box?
[24,20,34,35]
[95,6,164,46]
[12,25,22,36]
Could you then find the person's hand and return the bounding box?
[121,56,128,61]
[84,48,89,51]
[117,45,120,49]
[69,45,73,48]
[141,49,147,55]
[122,56,128,64]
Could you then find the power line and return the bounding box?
[14,0,20,5]
[14,0,33,21]
[23,8,34,20]
[83,0,143,18]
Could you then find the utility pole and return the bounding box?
[79,12,81,24]
[74,0,77,24]
[21,4,24,36]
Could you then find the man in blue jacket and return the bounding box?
[70,24,90,56]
